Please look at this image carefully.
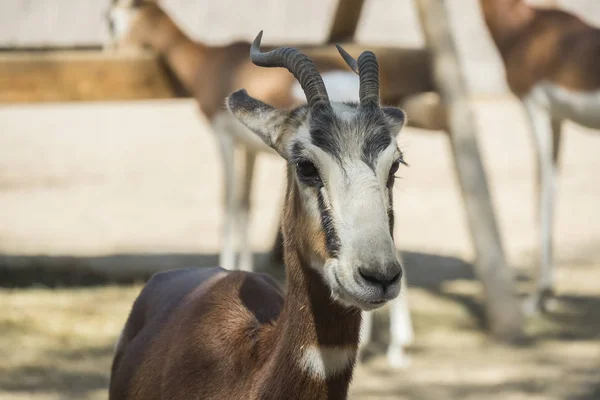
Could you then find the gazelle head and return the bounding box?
[106,0,165,50]
[228,32,407,312]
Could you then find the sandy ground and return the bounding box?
[0,98,599,267]
[2,261,599,400]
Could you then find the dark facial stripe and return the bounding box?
[316,189,340,257]
[387,188,395,237]
[289,142,305,165]
[307,104,394,170]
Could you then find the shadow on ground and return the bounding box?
[0,250,474,287]
[3,250,600,340]
[1,343,113,399]
[2,251,600,399]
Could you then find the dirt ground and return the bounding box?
[2,260,599,400]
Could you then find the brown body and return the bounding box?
[118,2,434,120]
[481,0,600,96]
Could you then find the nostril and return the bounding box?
[358,266,403,289]
[390,270,402,285]
[358,268,381,285]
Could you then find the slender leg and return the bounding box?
[541,117,562,312]
[216,133,237,271]
[551,118,562,167]
[238,149,257,272]
[523,99,559,314]
[386,277,413,368]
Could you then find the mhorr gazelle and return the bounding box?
[480,0,600,314]
[109,32,410,399]
[107,0,420,366]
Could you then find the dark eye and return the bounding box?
[296,161,321,184]
[389,160,400,176]
[387,159,401,187]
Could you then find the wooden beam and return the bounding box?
[327,0,365,43]
[415,0,524,340]
[0,50,182,104]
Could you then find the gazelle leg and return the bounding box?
[551,118,562,168]
[386,277,413,368]
[539,117,562,312]
[238,149,257,272]
[523,99,559,314]
[216,133,237,271]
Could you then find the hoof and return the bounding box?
[538,288,558,314]
[523,288,557,316]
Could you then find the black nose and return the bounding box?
[358,265,402,291]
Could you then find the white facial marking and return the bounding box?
[331,102,358,122]
[527,82,600,129]
[298,345,356,379]
[328,142,398,253]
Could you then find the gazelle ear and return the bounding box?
[382,107,406,135]
[227,89,291,157]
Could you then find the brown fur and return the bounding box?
[118,2,434,119]
[480,0,600,96]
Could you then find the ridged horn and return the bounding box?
[250,31,331,110]
[335,44,380,106]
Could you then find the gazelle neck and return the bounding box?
[138,6,207,91]
[480,0,536,53]
[255,178,362,399]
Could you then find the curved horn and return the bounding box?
[251,31,330,110]
[335,44,380,106]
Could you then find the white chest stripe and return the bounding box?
[298,345,356,379]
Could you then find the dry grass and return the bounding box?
[1,285,139,400]
[2,263,600,400]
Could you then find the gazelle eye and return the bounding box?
[387,158,403,187]
[296,161,321,184]
[389,160,400,177]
